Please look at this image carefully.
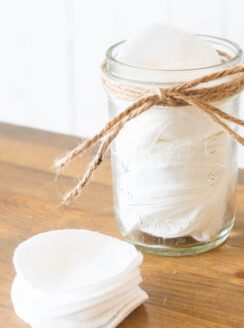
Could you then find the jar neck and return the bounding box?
[105,35,243,86]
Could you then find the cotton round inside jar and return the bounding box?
[105,24,243,255]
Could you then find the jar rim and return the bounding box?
[106,35,243,73]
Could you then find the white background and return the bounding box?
[0,0,243,165]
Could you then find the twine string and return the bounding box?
[56,64,244,204]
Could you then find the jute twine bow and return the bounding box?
[55,61,244,204]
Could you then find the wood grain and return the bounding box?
[0,122,244,328]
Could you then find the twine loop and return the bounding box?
[55,61,244,204]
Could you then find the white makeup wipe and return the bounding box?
[12,286,144,328]
[118,24,220,69]
[13,229,141,292]
[12,230,147,328]
[12,260,142,310]
[11,272,142,317]
[30,290,148,328]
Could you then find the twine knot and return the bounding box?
[55,61,244,204]
[156,88,181,106]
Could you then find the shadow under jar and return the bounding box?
[105,35,243,256]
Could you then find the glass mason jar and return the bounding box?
[105,35,243,256]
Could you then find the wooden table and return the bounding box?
[1,122,244,328]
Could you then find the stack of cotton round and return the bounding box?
[112,24,233,241]
[11,230,148,328]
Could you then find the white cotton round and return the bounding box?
[11,260,142,309]
[117,24,221,70]
[13,230,141,292]
[12,283,141,327]
[30,290,148,328]
[113,100,234,156]
[115,131,232,240]
[11,271,142,317]
[11,230,148,328]
[13,287,147,328]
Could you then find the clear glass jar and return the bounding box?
[105,35,243,256]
